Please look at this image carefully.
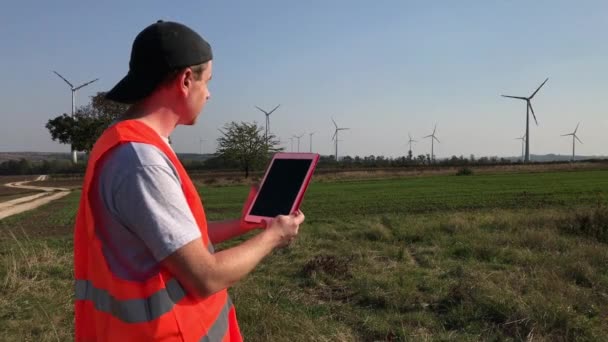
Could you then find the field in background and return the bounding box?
[1,169,607,340]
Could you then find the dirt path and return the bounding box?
[0,175,71,220]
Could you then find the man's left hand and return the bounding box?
[239,185,266,231]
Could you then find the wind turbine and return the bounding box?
[561,122,583,162]
[53,71,99,164]
[289,137,294,152]
[407,132,417,157]
[423,124,440,163]
[255,104,280,142]
[308,132,316,152]
[515,134,526,162]
[332,118,349,161]
[293,133,305,152]
[501,78,549,163]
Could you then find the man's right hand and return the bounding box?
[264,210,305,248]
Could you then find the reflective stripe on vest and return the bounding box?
[76,278,233,340]
[75,278,186,323]
[75,242,216,323]
[200,298,232,342]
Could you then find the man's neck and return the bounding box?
[123,97,180,139]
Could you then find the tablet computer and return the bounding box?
[244,152,320,223]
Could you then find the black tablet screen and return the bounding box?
[250,159,312,217]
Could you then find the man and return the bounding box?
[74,20,304,341]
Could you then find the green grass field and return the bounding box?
[200,170,608,219]
[1,169,608,341]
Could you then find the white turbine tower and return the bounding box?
[561,122,583,162]
[423,124,440,163]
[308,132,316,152]
[293,133,305,152]
[53,71,99,164]
[255,104,280,142]
[331,118,349,161]
[501,78,549,163]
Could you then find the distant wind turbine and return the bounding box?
[308,132,316,152]
[561,122,583,162]
[501,78,549,163]
[423,124,440,163]
[407,132,417,157]
[255,104,280,142]
[293,133,305,152]
[53,70,99,164]
[332,118,349,161]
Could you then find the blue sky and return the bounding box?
[1,1,607,158]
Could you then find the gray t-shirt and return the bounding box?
[91,140,202,281]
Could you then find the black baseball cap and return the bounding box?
[106,20,213,104]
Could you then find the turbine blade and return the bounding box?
[74,78,99,90]
[53,71,74,88]
[423,134,432,139]
[528,102,538,125]
[268,104,281,115]
[255,106,268,114]
[575,135,583,144]
[561,133,573,137]
[529,78,549,99]
[501,95,527,100]
[434,136,441,143]
[433,124,437,135]
[332,118,337,129]
[574,122,580,134]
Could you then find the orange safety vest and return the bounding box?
[74,119,243,341]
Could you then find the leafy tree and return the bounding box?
[216,121,282,178]
[46,92,129,154]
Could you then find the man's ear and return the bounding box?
[178,68,193,96]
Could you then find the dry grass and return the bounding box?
[2,207,607,341]
[0,226,72,341]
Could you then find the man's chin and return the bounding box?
[185,116,199,126]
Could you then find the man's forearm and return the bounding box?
[205,230,279,293]
[163,214,301,298]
